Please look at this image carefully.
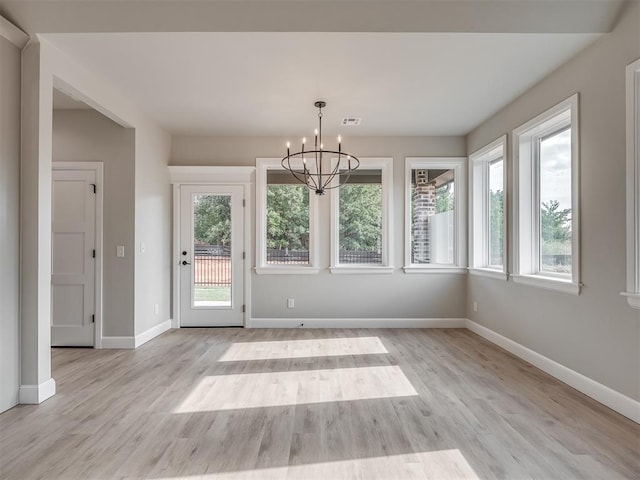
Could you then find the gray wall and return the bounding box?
[172,135,468,318]
[133,124,172,336]
[0,36,22,412]
[52,109,136,337]
[466,3,640,400]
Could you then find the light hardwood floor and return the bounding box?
[1,328,638,479]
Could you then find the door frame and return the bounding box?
[170,166,254,328]
[52,162,104,348]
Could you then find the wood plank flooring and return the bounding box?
[1,328,638,479]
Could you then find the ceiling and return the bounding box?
[45,31,600,136]
[3,0,625,137]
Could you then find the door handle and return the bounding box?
[182,260,191,266]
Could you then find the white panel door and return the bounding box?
[179,185,244,326]
[52,169,96,346]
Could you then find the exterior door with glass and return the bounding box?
[179,185,244,326]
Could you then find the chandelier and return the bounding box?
[282,101,360,195]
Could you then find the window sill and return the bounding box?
[255,267,320,275]
[511,274,580,295]
[469,268,508,281]
[330,266,394,275]
[621,292,640,309]
[402,266,467,274]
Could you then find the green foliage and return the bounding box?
[267,185,309,250]
[436,184,454,213]
[193,195,231,245]
[339,184,382,251]
[541,200,571,243]
[489,189,504,265]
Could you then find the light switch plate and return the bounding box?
[117,245,125,258]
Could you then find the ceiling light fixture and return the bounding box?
[282,101,360,195]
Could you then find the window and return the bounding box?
[470,136,507,279]
[404,157,466,273]
[512,94,580,294]
[330,158,393,273]
[256,158,319,273]
[624,58,640,309]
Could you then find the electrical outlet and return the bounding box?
[116,245,125,258]
[140,242,146,254]
[287,298,295,309]
[473,301,478,312]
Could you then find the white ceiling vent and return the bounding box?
[341,117,362,126]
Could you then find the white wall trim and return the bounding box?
[511,273,580,295]
[248,318,466,329]
[19,378,56,404]
[624,58,640,308]
[466,319,640,424]
[0,16,28,49]
[255,266,320,275]
[330,266,394,275]
[402,266,468,274]
[468,268,508,281]
[330,157,394,270]
[101,336,135,349]
[405,157,467,270]
[172,174,252,327]
[256,158,320,272]
[135,320,171,348]
[512,94,580,290]
[468,135,508,274]
[620,292,640,309]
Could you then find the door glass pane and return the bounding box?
[266,171,310,265]
[411,168,455,264]
[539,128,572,275]
[338,169,383,264]
[488,158,504,268]
[193,194,232,307]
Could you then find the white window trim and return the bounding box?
[512,94,580,295]
[469,135,508,280]
[330,157,394,274]
[403,157,467,273]
[623,58,640,309]
[255,158,319,274]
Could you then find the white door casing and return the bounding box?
[179,184,244,327]
[51,168,98,346]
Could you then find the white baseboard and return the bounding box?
[101,336,135,349]
[19,378,56,404]
[101,320,172,349]
[248,318,466,329]
[135,320,172,348]
[466,319,640,424]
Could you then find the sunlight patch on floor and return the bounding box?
[218,337,388,362]
[152,449,479,479]
[174,365,416,412]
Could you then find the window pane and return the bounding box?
[539,128,572,275]
[339,170,382,264]
[193,194,231,306]
[411,168,455,264]
[488,158,504,268]
[266,171,310,264]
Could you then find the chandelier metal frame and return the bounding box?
[281,101,360,195]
